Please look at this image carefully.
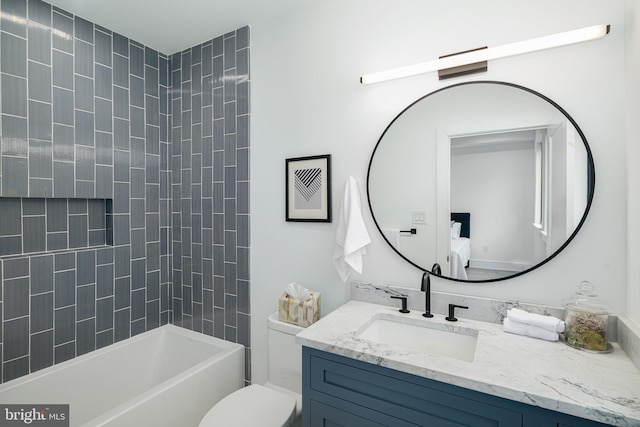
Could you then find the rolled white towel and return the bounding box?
[503,318,559,342]
[507,308,565,333]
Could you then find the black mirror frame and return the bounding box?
[366,80,596,283]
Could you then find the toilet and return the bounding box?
[199,312,303,427]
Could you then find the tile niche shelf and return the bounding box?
[0,197,113,257]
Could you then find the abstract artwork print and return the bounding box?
[285,155,331,222]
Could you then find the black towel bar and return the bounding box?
[400,228,417,234]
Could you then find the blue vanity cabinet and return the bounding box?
[536,410,614,427]
[302,347,611,427]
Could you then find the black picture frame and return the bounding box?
[285,154,332,222]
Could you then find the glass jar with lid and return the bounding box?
[563,281,611,352]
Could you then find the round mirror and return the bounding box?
[367,81,595,282]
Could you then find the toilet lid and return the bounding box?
[199,384,296,427]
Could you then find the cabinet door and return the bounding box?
[305,348,523,427]
[308,399,416,427]
[538,409,612,427]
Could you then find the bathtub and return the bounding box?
[0,325,244,427]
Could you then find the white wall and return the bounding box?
[451,147,535,267]
[251,0,626,384]
[626,0,640,327]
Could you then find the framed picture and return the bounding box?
[285,154,332,222]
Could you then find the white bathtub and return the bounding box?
[0,325,244,427]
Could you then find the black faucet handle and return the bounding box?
[390,295,410,313]
[446,304,469,322]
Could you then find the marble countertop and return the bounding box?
[296,300,640,426]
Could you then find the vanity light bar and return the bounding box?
[359,24,610,85]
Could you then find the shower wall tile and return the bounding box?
[95,30,112,67]
[1,33,27,77]
[2,74,28,117]
[0,1,248,386]
[4,278,29,320]
[28,61,52,103]
[2,157,28,196]
[31,293,53,333]
[170,27,251,383]
[30,331,53,372]
[76,318,96,356]
[0,0,171,384]
[52,9,73,54]
[30,255,54,294]
[3,316,29,361]
[0,198,112,257]
[53,50,74,90]
[1,115,28,155]
[1,0,27,38]
[27,24,51,66]
[23,216,46,253]
[53,87,74,125]
[74,39,94,78]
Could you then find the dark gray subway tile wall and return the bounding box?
[0,0,254,384]
[170,28,251,383]
[0,0,250,385]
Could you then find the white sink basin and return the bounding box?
[355,313,478,362]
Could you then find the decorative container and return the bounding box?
[278,291,321,327]
[562,281,610,352]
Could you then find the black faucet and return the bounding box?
[421,272,433,318]
[390,295,410,313]
[421,263,441,318]
[446,304,469,322]
[431,263,441,275]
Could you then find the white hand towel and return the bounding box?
[507,308,565,333]
[503,318,559,342]
[332,177,371,282]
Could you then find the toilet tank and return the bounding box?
[267,312,303,394]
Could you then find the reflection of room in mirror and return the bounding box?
[367,82,595,283]
[465,267,515,281]
[450,129,537,280]
[449,123,588,281]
